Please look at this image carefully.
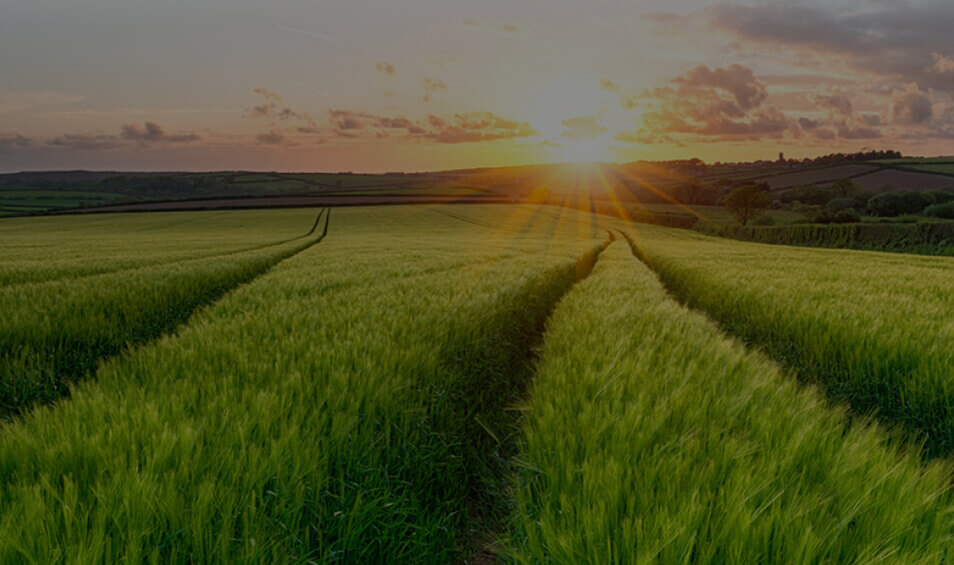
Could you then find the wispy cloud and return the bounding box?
[256,130,286,145]
[0,133,31,152]
[326,109,536,143]
[47,132,122,151]
[247,88,320,132]
[422,78,448,102]
[121,121,200,143]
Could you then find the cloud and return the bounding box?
[933,53,954,74]
[323,109,535,144]
[811,93,853,117]
[256,131,285,145]
[331,110,423,131]
[47,132,122,151]
[893,91,933,124]
[422,78,448,102]
[46,122,201,151]
[247,88,322,135]
[674,64,767,112]
[253,87,282,103]
[836,124,881,140]
[701,3,954,91]
[600,79,640,109]
[0,133,31,152]
[561,115,607,141]
[798,117,820,130]
[329,109,371,130]
[860,113,883,127]
[337,118,364,130]
[630,64,795,143]
[376,61,395,75]
[497,23,519,33]
[248,88,305,122]
[376,117,413,129]
[120,121,200,143]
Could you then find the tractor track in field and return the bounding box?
[1,208,327,289]
[459,236,611,564]
[0,209,332,420]
[609,226,942,460]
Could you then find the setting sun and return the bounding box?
[556,138,611,163]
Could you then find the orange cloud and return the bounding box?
[423,78,448,102]
[326,109,536,143]
[121,122,200,143]
[631,64,795,143]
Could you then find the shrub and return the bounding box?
[868,192,902,217]
[828,208,860,223]
[792,201,822,223]
[927,190,954,205]
[779,184,838,205]
[923,202,954,219]
[825,197,856,214]
[830,178,858,197]
[752,214,775,226]
[897,191,933,215]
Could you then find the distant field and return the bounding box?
[897,163,954,176]
[321,184,495,197]
[759,164,877,189]
[0,171,452,216]
[874,157,954,164]
[0,188,127,210]
[702,167,788,182]
[829,168,954,193]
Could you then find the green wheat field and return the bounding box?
[2,204,954,562]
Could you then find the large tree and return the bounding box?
[724,184,771,226]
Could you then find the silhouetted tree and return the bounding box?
[724,184,771,226]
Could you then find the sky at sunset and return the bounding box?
[2,0,953,172]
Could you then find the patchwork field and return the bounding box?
[760,164,878,189]
[747,163,954,194]
[905,164,954,175]
[833,168,954,193]
[2,204,954,561]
